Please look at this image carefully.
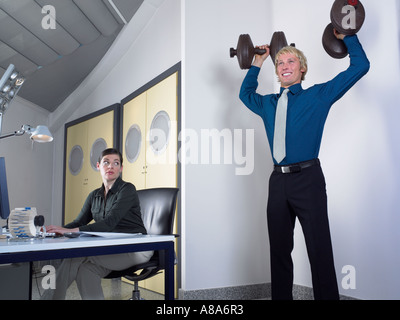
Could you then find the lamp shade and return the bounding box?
[30,125,53,143]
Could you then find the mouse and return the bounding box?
[64,232,81,238]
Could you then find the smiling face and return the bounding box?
[275,47,308,89]
[276,53,305,88]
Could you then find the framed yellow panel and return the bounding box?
[143,72,178,294]
[85,111,115,192]
[64,121,88,225]
[63,105,119,225]
[119,64,180,298]
[122,92,147,190]
[146,72,178,189]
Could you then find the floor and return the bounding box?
[31,262,351,300]
[31,262,164,300]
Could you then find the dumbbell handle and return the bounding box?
[255,48,267,55]
[230,48,267,58]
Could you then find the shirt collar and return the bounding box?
[95,175,123,197]
[279,83,303,96]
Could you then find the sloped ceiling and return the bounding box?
[0,0,144,112]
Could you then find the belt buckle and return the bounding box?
[281,166,291,174]
[280,165,301,174]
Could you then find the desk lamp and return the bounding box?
[0,64,53,143]
[0,124,53,142]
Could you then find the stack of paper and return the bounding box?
[9,207,37,238]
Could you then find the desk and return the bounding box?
[0,234,175,300]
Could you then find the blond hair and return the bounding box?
[275,46,308,81]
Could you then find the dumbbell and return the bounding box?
[230,32,295,70]
[322,0,366,59]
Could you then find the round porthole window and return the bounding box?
[125,124,142,163]
[149,111,170,155]
[69,145,83,176]
[90,138,107,170]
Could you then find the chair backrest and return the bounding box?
[137,188,179,236]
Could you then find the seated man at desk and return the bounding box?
[44,148,152,300]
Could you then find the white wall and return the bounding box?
[0,97,53,225]
[326,0,400,300]
[183,0,274,291]
[184,0,400,300]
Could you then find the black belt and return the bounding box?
[274,159,320,174]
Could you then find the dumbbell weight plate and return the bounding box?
[269,31,289,64]
[330,0,365,35]
[230,34,266,70]
[322,23,348,59]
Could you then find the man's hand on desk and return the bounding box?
[46,225,79,235]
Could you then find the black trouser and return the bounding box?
[267,160,339,300]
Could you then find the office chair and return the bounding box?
[105,187,179,300]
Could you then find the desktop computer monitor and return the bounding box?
[0,157,10,219]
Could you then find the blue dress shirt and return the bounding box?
[239,35,370,165]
